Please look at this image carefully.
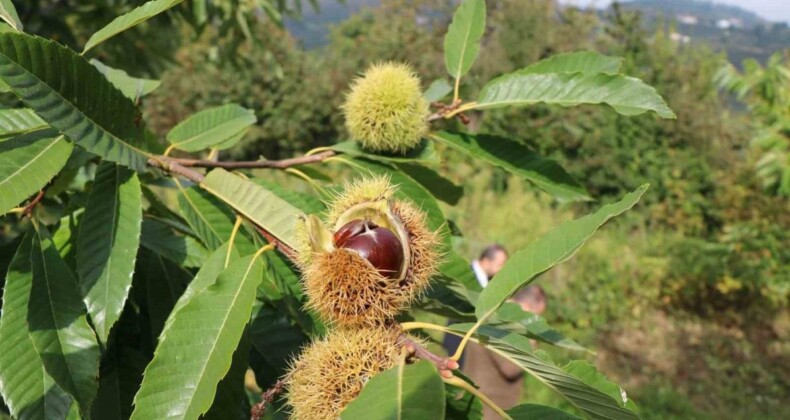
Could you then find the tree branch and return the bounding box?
[250,379,285,420]
[399,333,459,378]
[147,157,205,183]
[163,150,336,169]
[22,189,46,217]
[148,150,331,262]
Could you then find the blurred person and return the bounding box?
[463,285,547,419]
[443,244,509,365]
[472,244,509,288]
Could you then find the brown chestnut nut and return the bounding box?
[333,219,404,279]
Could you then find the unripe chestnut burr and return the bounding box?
[333,219,404,279]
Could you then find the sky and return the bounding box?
[561,0,790,23]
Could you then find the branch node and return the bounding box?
[250,379,285,420]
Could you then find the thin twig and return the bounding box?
[399,333,459,378]
[250,379,285,420]
[444,376,513,419]
[253,225,296,260]
[163,150,336,169]
[148,157,205,183]
[427,99,470,124]
[22,189,46,217]
[147,156,299,261]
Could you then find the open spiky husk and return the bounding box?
[300,176,441,326]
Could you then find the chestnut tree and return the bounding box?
[0,0,674,419]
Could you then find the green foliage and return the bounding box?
[144,23,337,160]
[76,162,142,344]
[0,32,153,170]
[3,1,781,419]
[718,53,790,196]
[0,131,71,215]
[475,71,674,118]
[0,233,72,420]
[139,218,208,268]
[340,361,446,419]
[28,225,100,417]
[0,109,47,138]
[507,404,581,420]
[166,104,256,152]
[131,251,261,419]
[90,60,161,101]
[449,324,639,419]
[475,185,648,321]
[444,0,486,87]
[201,169,304,249]
[516,51,623,75]
[433,131,588,202]
[82,0,185,54]
[0,0,21,32]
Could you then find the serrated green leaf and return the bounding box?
[160,243,238,341]
[0,32,152,170]
[493,305,589,353]
[475,72,675,118]
[177,185,256,253]
[166,104,256,152]
[203,330,251,420]
[507,404,581,420]
[0,233,72,420]
[475,185,648,321]
[444,0,486,83]
[0,130,72,215]
[450,324,639,420]
[76,162,142,345]
[445,383,483,420]
[201,168,305,250]
[420,277,476,322]
[517,51,623,75]
[131,253,266,419]
[257,251,324,336]
[0,0,22,31]
[563,361,638,412]
[91,341,147,420]
[52,213,80,269]
[432,131,588,202]
[90,59,161,101]
[341,361,446,419]
[0,108,47,138]
[140,218,208,268]
[28,225,100,418]
[252,178,326,215]
[82,0,185,54]
[424,78,453,102]
[135,248,192,345]
[395,162,463,205]
[249,302,309,376]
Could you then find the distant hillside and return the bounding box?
[619,0,766,27]
[285,0,789,65]
[284,0,377,49]
[615,0,790,65]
